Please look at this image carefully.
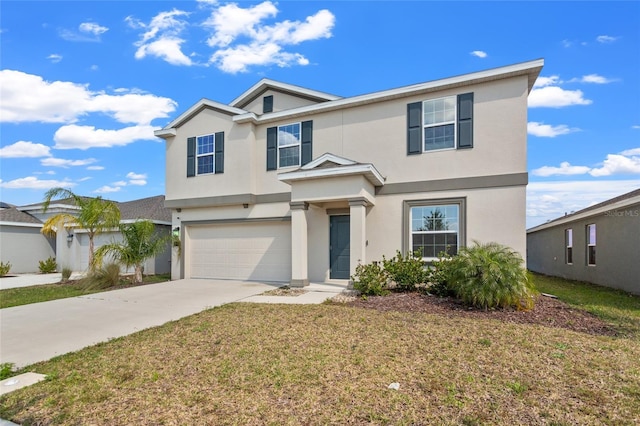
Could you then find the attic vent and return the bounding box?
[263,95,273,113]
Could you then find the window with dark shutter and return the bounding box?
[263,95,273,113]
[407,102,422,155]
[457,93,473,149]
[266,127,277,171]
[186,137,196,177]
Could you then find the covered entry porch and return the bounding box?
[278,154,385,287]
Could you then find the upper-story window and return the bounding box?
[407,93,473,155]
[423,96,456,151]
[197,134,215,175]
[186,132,224,178]
[266,121,313,171]
[278,123,301,168]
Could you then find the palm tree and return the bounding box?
[94,220,169,284]
[41,188,121,271]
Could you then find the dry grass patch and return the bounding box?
[1,303,639,425]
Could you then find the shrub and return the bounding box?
[61,267,73,283]
[0,362,15,380]
[0,261,11,277]
[426,255,456,297]
[38,257,57,274]
[444,241,536,310]
[351,261,389,297]
[382,250,428,292]
[79,263,121,290]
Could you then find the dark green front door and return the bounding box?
[330,215,350,279]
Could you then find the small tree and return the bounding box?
[94,220,169,284]
[41,188,121,271]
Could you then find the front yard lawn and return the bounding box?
[0,274,171,309]
[1,274,639,424]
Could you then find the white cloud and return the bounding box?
[533,75,562,88]
[211,42,309,73]
[47,54,62,63]
[532,162,592,177]
[0,141,51,158]
[126,172,147,180]
[528,86,592,108]
[60,22,109,42]
[94,185,121,194]
[128,180,147,186]
[0,176,76,190]
[589,154,640,177]
[596,35,618,43]
[470,50,487,58]
[53,124,157,150]
[632,125,640,130]
[0,70,176,125]
[87,165,105,170]
[112,181,128,187]
[569,74,615,84]
[621,148,640,156]
[79,22,109,36]
[527,122,579,138]
[526,180,640,228]
[40,157,97,168]
[205,2,278,48]
[127,9,193,66]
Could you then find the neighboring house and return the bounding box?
[0,195,172,274]
[527,188,640,295]
[155,59,543,285]
[0,202,56,273]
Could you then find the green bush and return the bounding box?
[351,261,389,297]
[0,261,11,277]
[444,241,536,310]
[61,267,73,283]
[382,250,428,292]
[0,362,15,380]
[426,255,455,297]
[79,263,121,290]
[38,256,57,274]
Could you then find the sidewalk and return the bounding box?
[0,273,84,290]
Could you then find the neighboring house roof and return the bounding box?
[119,195,172,224]
[527,187,640,233]
[154,58,544,137]
[0,203,43,225]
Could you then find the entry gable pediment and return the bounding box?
[278,153,385,187]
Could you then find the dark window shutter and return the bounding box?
[187,137,196,177]
[407,102,422,155]
[301,120,313,166]
[266,127,277,171]
[457,93,473,149]
[214,132,224,173]
[263,95,273,113]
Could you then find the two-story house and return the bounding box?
[155,59,543,286]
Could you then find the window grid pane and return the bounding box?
[278,123,301,168]
[411,204,459,258]
[196,134,215,175]
[197,155,214,175]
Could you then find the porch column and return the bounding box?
[349,198,368,280]
[290,201,309,287]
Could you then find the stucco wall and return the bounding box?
[527,202,640,295]
[0,225,55,273]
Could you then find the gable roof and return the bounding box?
[155,59,544,138]
[527,187,640,233]
[229,78,342,109]
[278,152,385,187]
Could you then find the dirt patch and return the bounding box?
[261,286,308,297]
[344,292,618,336]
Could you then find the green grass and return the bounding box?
[0,274,170,309]
[533,273,640,337]
[1,302,638,425]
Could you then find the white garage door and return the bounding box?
[188,221,291,282]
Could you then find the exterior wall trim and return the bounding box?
[164,192,291,209]
[376,172,528,196]
[182,216,292,227]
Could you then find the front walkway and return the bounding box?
[0,272,85,290]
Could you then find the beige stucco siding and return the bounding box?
[241,89,325,115]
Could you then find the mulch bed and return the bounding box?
[346,292,618,336]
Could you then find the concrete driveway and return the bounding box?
[0,279,281,368]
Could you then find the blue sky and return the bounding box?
[1,0,638,228]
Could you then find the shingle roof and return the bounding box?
[547,187,640,225]
[0,204,42,224]
[118,195,171,222]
